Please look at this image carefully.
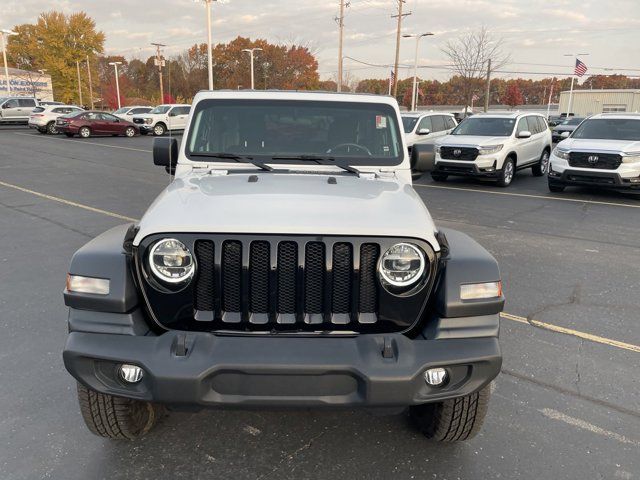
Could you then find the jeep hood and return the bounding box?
[133,173,440,250]
[557,138,640,153]
[438,135,508,147]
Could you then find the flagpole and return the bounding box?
[546,81,554,119]
[388,71,392,95]
[567,75,575,117]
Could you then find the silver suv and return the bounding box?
[0,96,38,124]
[431,112,553,187]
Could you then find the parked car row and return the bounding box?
[411,111,640,194]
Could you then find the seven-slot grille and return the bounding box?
[569,152,622,170]
[192,239,380,328]
[132,117,145,124]
[439,146,479,161]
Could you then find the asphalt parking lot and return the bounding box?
[1,125,639,480]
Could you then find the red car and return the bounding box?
[56,111,139,138]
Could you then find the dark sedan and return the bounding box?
[552,117,584,142]
[56,111,139,138]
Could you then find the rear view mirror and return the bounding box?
[417,128,430,136]
[517,130,531,139]
[153,137,178,174]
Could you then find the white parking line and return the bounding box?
[540,408,640,446]
[414,183,640,209]
[13,132,152,153]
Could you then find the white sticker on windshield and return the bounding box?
[376,115,387,129]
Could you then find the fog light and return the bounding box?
[630,178,640,184]
[424,368,448,386]
[119,364,144,383]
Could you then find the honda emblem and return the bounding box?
[587,155,599,164]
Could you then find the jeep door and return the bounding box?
[167,106,190,130]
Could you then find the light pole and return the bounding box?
[1,29,18,95]
[108,61,123,110]
[403,32,433,112]
[242,48,262,90]
[197,0,217,90]
[86,55,94,109]
[563,53,589,117]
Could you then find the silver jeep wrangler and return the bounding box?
[63,91,504,441]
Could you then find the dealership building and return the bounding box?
[558,89,640,117]
[0,67,53,101]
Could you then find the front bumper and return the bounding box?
[549,166,640,190]
[139,124,153,133]
[433,161,499,178]
[63,330,501,409]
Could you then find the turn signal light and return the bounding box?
[460,281,502,300]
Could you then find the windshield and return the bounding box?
[451,117,516,137]
[402,116,419,133]
[560,117,584,126]
[571,118,640,141]
[186,99,403,166]
[113,107,129,114]
[150,105,171,114]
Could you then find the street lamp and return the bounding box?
[196,0,217,90]
[108,61,123,110]
[1,29,18,95]
[242,48,263,90]
[403,32,434,112]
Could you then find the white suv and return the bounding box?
[131,104,191,136]
[28,105,84,134]
[548,113,640,192]
[432,112,552,187]
[112,105,153,122]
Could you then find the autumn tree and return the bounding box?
[504,83,524,108]
[7,11,105,104]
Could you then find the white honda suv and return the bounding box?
[548,113,640,192]
[432,112,552,187]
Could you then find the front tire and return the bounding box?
[532,150,549,177]
[497,157,515,187]
[125,126,136,138]
[79,126,91,138]
[153,123,166,136]
[409,383,492,442]
[76,383,162,440]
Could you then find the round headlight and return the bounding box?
[149,238,195,284]
[379,243,426,288]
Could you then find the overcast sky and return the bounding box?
[3,0,640,82]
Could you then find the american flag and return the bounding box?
[574,59,588,77]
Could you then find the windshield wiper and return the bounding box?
[269,155,361,175]
[189,152,273,171]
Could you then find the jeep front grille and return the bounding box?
[569,152,622,170]
[137,234,437,334]
[193,238,379,326]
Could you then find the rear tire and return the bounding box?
[532,150,549,177]
[79,126,91,138]
[430,173,448,182]
[409,383,492,442]
[497,157,515,187]
[548,181,565,192]
[76,383,162,440]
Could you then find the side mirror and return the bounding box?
[417,128,430,136]
[411,143,436,173]
[517,130,531,139]
[1,103,9,109]
[561,131,571,139]
[153,137,178,174]
[168,111,177,117]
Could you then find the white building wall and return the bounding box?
[558,89,640,116]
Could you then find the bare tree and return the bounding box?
[441,26,510,114]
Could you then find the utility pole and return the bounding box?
[86,55,94,109]
[152,43,167,102]
[1,29,17,95]
[75,60,83,107]
[391,1,411,98]
[337,0,346,92]
[484,58,491,112]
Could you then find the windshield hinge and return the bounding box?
[207,169,229,176]
[358,172,377,180]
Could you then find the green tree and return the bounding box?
[7,11,105,104]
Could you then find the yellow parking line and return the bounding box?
[501,312,640,353]
[13,132,152,153]
[0,180,138,222]
[414,183,640,209]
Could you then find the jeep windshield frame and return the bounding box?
[184,99,404,167]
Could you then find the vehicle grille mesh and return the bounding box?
[568,152,622,170]
[439,146,479,161]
